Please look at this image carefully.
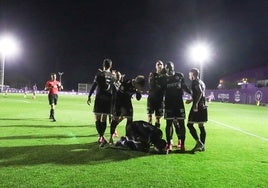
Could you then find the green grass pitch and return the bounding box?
[0,93,267,187]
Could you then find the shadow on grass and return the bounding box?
[0,143,148,167]
[0,118,48,121]
[0,125,90,128]
[0,118,29,121]
[0,134,96,140]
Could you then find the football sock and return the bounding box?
[179,125,186,145]
[187,123,199,141]
[100,122,107,137]
[95,120,101,136]
[173,121,180,139]
[199,126,206,144]
[50,109,53,117]
[50,109,55,119]
[110,120,119,135]
[165,120,173,144]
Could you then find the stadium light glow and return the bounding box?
[187,41,212,80]
[0,34,20,92]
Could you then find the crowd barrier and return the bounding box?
[4,87,268,106]
[206,87,268,106]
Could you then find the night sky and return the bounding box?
[1,0,268,90]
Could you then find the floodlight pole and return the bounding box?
[0,34,20,92]
[58,72,64,83]
[199,60,203,81]
[0,54,5,92]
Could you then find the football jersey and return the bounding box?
[45,80,60,94]
[164,72,184,99]
[88,70,114,97]
[117,79,136,101]
[191,79,206,107]
[148,72,165,99]
[164,72,191,104]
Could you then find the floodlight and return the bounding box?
[0,35,19,57]
[188,42,211,64]
[0,34,20,92]
[187,41,212,80]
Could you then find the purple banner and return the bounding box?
[206,88,268,105]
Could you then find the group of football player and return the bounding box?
[87,58,207,154]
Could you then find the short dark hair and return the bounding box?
[135,75,145,88]
[190,68,199,78]
[103,58,112,70]
[165,61,175,72]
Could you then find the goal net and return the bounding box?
[77,83,91,94]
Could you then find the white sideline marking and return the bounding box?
[210,119,268,142]
[22,100,31,103]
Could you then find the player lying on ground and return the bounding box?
[115,120,167,154]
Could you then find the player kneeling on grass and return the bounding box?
[115,121,167,154]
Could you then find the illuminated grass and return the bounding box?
[0,94,267,187]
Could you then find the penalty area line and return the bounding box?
[210,119,268,142]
